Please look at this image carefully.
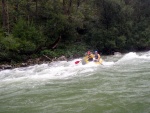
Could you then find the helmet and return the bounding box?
[87,51,91,55]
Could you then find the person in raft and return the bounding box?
[94,51,101,62]
[87,51,94,61]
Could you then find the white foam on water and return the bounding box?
[0,51,149,84]
[139,51,150,59]
[102,61,115,66]
[0,59,98,84]
[116,51,150,63]
[118,52,138,61]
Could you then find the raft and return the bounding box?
[81,56,103,65]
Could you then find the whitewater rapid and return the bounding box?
[0,51,150,81]
[0,51,150,82]
[0,51,150,113]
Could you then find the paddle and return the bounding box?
[75,60,80,64]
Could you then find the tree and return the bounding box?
[2,0,9,32]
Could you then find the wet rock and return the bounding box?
[0,64,12,69]
[57,56,68,61]
[0,55,69,71]
[20,63,28,67]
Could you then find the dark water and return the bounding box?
[0,52,150,113]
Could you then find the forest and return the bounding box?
[0,0,150,63]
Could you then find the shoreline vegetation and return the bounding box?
[0,0,150,70]
[0,49,149,71]
[0,55,68,70]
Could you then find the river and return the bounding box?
[0,51,150,113]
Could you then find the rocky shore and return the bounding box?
[0,55,68,71]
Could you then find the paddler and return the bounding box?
[86,51,94,61]
[94,51,101,62]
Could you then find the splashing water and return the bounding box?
[0,51,150,113]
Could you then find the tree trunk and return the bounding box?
[67,0,72,14]
[2,0,9,32]
[26,0,31,25]
[35,0,38,22]
[77,0,80,9]
[14,1,19,22]
[51,36,61,49]
[63,0,67,14]
[102,0,109,29]
[6,1,9,33]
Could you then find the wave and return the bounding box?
[140,51,150,58]
[0,51,149,83]
[116,51,150,63]
[0,60,98,84]
[116,52,138,62]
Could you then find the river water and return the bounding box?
[0,51,150,113]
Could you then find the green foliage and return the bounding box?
[0,35,20,51]
[13,18,44,44]
[0,0,150,63]
[40,50,57,57]
[45,14,68,40]
[12,18,45,54]
[65,43,88,58]
[0,34,20,61]
[17,39,36,53]
[116,35,126,50]
[40,43,87,59]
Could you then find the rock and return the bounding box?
[0,55,68,71]
[20,63,28,67]
[0,64,12,69]
[57,55,68,61]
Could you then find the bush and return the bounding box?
[0,34,20,61]
[0,35,20,51]
[12,18,45,54]
[40,50,57,57]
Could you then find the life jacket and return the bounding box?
[88,54,93,61]
[95,54,98,59]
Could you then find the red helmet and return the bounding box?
[87,51,91,55]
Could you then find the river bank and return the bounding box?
[0,49,149,70]
[0,55,68,70]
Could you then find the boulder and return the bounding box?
[0,64,12,69]
[57,55,68,61]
